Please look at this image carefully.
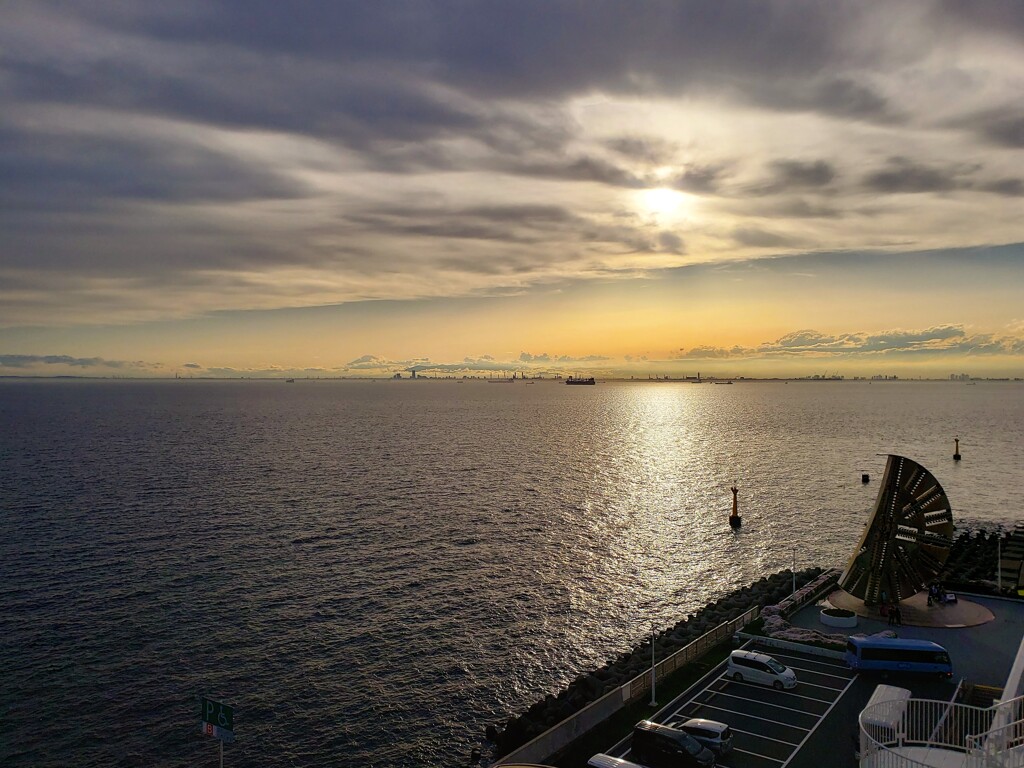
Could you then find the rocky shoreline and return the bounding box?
[487,567,825,757]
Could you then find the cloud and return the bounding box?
[346,354,404,370]
[948,106,1024,149]
[674,325,1024,361]
[519,352,551,363]
[346,204,580,249]
[760,160,837,192]
[554,354,610,363]
[0,124,311,213]
[670,164,728,195]
[2,2,1024,332]
[657,231,684,254]
[731,226,802,248]
[604,135,678,165]
[750,76,899,124]
[674,345,747,359]
[764,198,842,219]
[979,178,1024,197]
[0,353,133,369]
[501,155,645,188]
[862,157,964,194]
[183,362,202,369]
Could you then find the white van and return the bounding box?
[727,650,798,689]
[587,754,648,768]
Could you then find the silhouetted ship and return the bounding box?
[566,376,596,385]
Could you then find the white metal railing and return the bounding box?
[966,696,1024,767]
[860,697,989,766]
[860,695,1024,768]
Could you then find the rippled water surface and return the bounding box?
[2,379,1022,766]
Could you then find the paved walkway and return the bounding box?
[827,589,994,628]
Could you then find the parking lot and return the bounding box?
[625,644,857,768]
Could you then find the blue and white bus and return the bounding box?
[845,636,952,677]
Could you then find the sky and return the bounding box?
[2,1,1024,379]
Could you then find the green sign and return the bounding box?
[201,697,234,733]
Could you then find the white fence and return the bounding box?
[860,695,1024,768]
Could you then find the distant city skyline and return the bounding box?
[2,2,1023,378]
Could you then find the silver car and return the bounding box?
[678,718,733,755]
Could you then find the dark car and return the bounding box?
[631,720,716,768]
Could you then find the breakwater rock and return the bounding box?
[488,567,824,756]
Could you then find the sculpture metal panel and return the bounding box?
[839,454,954,605]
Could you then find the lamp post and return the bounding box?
[649,623,657,707]
[792,547,797,595]
[998,535,1003,593]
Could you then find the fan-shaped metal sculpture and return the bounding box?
[839,455,954,605]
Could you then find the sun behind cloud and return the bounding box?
[635,187,692,222]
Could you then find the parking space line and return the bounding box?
[786,667,855,683]
[701,690,829,716]
[686,703,811,731]
[733,746,785,763]
[714,680,837,703]
[761,650,853,670]
[743,683,837,702]
[732,728,800,746]
[763,657,854,680]
[779,670,858,768]
[716,671,846,694]
[793,679,848,693]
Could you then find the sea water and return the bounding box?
[2,379,1021,766]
